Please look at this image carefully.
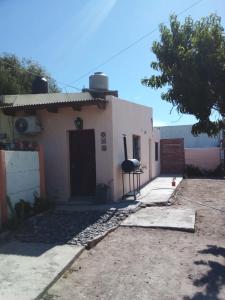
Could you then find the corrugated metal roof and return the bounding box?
[0,92,101,108]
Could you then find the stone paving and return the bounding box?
[15,209,130,246]
[14,176,185,246]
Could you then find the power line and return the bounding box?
[0,59,82,91]
[0,0,204,92]
[64,0,205,87]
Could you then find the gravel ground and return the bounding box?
[42,178,225,300]
[15,209,130,246]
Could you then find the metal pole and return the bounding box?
[133,173,136,200]
[123,134,128,161]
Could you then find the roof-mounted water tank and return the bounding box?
[89,72,109,91]
[32,76,48,94]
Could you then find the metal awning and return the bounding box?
[0,92,107,114]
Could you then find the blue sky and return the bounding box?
[0,0,224,126]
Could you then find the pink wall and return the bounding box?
[185,147,221,170]
[111,97,158,200]
[14,96,157,202]
[152,128,160,178]
[36,104,114,202]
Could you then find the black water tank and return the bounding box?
[121,159,140,173]
[32,76,48,94]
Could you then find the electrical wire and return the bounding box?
[0,0,204,91]
[64,0,205,87]
[0,59,82,92]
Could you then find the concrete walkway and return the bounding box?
[122,176,196,232]
[0,176,183,300]
[138,175,183,206]
[0,240,83,300]
[121,207,196,232]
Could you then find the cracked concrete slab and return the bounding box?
[138,176,183,206]
[121,207,196,232]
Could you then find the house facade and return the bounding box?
[0,74,160,203]
[157,124,223,171]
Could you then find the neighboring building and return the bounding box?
[157,124,223,171]
[0,73,160,203]
[157,124,220,148]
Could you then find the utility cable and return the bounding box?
[64,0,205,87]
[0,59,82,91]
[0,0,204,91]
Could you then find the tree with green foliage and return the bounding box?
[142,14,225,136]
[0,54,60,95]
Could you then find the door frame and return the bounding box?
[68,129,96,197]
[149,138,152,180]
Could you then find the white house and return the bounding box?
[0,73,160,203]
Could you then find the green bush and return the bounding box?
[13,196,53,223]
[185,164,225,178]
[206,164,225,177]
[33,196,53,214]
[184,165,203,177]
[14,200,32,220]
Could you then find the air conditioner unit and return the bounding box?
[14,116,42,135]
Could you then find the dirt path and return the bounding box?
[42,179,225,300]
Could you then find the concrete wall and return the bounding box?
[22,103,114,202]
[152,128,160,178]
[160,138,185,174]
[185,147,221,170]
[0,150,42,228]
[111,97,155,200]
[0,151,7,228]
[13,96,157,202]
[158,125,220,148]
[5,151,40,207]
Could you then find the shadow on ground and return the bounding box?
[0,240,55,257]
[184,245,225,300]
[0,201,134,257]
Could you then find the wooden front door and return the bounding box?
[69,130,96,196]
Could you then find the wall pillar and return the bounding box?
[0,150,8,226]
[38,145,46,200]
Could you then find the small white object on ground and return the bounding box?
[139,176,183,206]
